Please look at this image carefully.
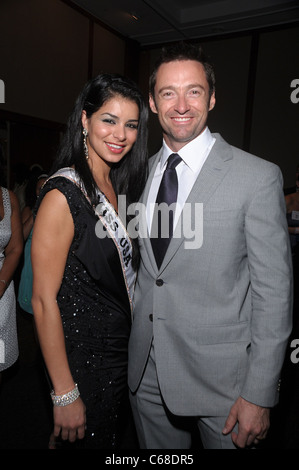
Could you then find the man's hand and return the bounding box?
[222,396,270,448]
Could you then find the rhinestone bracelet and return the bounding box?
[50,383,80,407]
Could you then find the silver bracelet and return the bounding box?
[50,383,80,407]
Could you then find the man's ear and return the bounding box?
[149,94,158,114]
[209,92,216,112]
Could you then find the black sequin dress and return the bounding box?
[38,173,133,449]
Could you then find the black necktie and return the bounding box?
[151,153,182,268]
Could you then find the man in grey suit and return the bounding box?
[128,42,293,449]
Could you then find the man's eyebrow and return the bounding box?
[158,84,205,93]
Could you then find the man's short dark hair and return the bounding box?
[149,42,216,99]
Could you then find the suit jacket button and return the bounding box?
[149,314,153,322]
[156,279,164,286]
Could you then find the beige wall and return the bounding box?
[142,26,299,188]
[0,1,297,187]
[250,27,299,187]
[92,24,125,76]
[0,0,91,123]
[0,0,132,183]
[0,0,128,124]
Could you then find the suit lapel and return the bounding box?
[139,135,233,273]
[185,133,233,205]
[160,134,233,270]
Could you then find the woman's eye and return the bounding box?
[102,118,115,124]
[126,123,138,130]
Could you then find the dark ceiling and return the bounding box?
[70,0,299,46]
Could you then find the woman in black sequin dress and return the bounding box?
[31,74,148,449]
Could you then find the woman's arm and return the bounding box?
[31,189,86,442]
[288,226,299,234]
[0,191,23,298]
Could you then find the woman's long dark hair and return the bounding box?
[52,73,148,205]
[51,73,149,269]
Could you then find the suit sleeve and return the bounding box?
[240,164,293,407]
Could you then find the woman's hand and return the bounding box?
[53,397,86,443]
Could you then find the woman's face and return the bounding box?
[81,95,139,168]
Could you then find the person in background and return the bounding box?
[284,163,299,195]
[18,173,48,315]
[0,185,23,384]
[12,163,30,212]
[128,41,293,449]
[285,164,299,255]
[285,164,299,332]
[31,73,148,449]
[21,169,48,241]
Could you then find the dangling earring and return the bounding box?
[83,128,89,160]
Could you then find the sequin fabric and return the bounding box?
[38,177,132,449]
[0,187,19,372]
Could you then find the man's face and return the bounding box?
[149,60,216,152]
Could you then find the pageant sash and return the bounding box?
[93,191,136,315]
[46,167,136,313]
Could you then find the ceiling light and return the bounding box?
[131,12,140,21]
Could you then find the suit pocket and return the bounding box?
[191,322,250,397]
[197,340,249,397]
[191,321,250,345]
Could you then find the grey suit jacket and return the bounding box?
[128,133,293,416]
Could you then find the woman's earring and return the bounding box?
[83,128,89,160]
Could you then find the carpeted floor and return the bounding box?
[0,305,299,450]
